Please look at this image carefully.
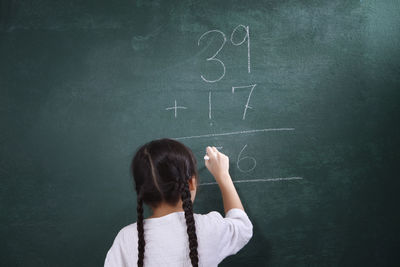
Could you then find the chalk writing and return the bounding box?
[159,25,298,181]
[208,90,212,119]
[198,25,251,83]
[173,128,295,140]
[230,24,251,73]
[165,100,187,118]
[232,84,257,120]
[237,144,257,173]
[199,177,303,186]
[198,30,227,83]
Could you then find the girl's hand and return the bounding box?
[205,146,230,183]
[205,146,244,213]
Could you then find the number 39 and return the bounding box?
[198,25,251,83]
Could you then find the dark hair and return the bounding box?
[131,138,199,267]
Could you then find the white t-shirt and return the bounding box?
[104,208,253,267]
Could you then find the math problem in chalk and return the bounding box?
[161,25,299,182]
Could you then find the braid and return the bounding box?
[180,180,199,267]
[132,139,200,266]
[137,197,145,267]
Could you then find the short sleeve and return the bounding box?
[210,208,253,262]
[104,229,131,267]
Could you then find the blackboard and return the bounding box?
[1,0,399,266]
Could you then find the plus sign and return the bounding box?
[165,100,187,118]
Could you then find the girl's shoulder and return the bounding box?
[194,208,251,226]
[194,210,223,222]
[195,208,250,219]
[112,222,138,245]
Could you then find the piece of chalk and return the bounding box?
[204,155,209,160]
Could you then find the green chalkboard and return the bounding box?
[1,0,399,266]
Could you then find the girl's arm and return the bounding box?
[205,146,244,213]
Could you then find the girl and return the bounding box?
[104,138,253,266]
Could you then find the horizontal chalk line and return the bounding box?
[174,128,295,140]
[199,176,303,186]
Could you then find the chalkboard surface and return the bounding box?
[1,0,399,266]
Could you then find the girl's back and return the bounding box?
[105,209,252,266]
[104,139,253,266]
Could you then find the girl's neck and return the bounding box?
[149,200,184,218]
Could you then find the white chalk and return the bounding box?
[204,155,210,160]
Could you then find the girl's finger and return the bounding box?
[206,146,215,158]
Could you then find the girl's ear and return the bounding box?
[188,176,197,191]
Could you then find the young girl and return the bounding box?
[104,138,253,267]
